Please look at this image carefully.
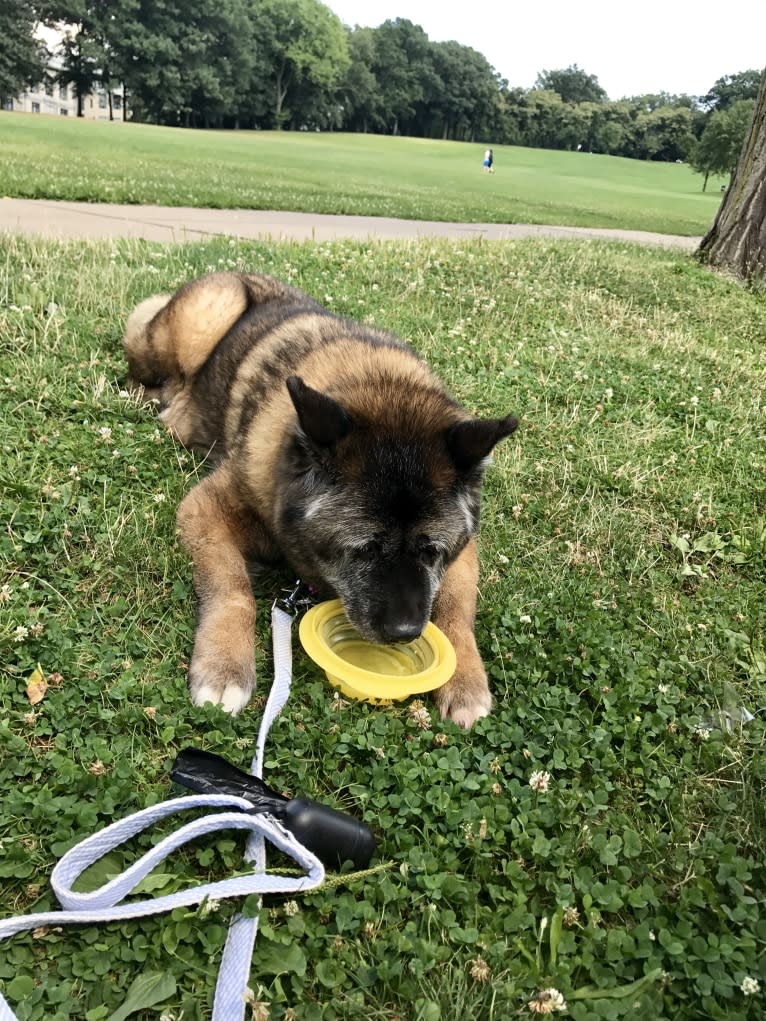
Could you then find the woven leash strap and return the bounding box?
[0,604,324,1021]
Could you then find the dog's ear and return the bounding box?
[286,375,353,448]
[446,414,518,472]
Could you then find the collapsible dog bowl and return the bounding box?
[299,599,456,703]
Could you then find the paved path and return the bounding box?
[0,197,701,249]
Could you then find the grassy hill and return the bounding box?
[0,113,727,235]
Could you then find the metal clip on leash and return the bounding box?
[0,582,375,1021]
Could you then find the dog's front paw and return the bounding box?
[431,674,493,729]
[188,656,255,715]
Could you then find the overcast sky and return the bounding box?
[324,0,765,100]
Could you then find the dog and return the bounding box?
[123,271,517,728]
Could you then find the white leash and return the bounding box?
[212,602,301,1019]
[0,603,324,1021]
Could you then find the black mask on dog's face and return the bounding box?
[276,377,517,642]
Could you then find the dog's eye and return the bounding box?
[417,542,441,567]
[352,540,382,561]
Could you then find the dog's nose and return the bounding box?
[382,621,423,643]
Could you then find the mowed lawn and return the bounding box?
[0,113,727,235]
[1,233,764,1021]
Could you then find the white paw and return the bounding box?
[433,679,493,729]
[449,696,492,729]
[189,662,254,715]
[191,681,251,715]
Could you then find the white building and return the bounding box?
[4,80,126,119]
[3,23,127,120]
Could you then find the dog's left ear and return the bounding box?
[446,414,518,472]
[286,375,353,447]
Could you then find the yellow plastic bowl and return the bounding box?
[299,599,456,703]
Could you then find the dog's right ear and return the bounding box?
[446,414,518,472]
[286,375,353,448]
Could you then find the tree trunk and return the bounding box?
[698,70,766,283]
[274,64,288,129]
[702,170,709,192]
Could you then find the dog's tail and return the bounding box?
[123,273,254,391]
[123,293,173,391]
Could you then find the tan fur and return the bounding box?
[175,466,270,712]
[124,273,250,389]
[430,541,491,727]
[168,274,249,379]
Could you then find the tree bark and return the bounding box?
[698,70,766,283]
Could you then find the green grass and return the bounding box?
[1,234,765,1020]
[0,113,729,235]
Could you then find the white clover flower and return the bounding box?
[283,900,299,917]
[153,493,167,503]
[741,976,760,996]
[689,395,699,407]
[200,898,221,917]
[469,956,491,982]
[528,987,567,1013]
[519,614,532,624]
[697,728,711,740]
[408,701,432,730]
[0,584,11,603]
[98,426,112,440]
[657,684,669,694]
[14,625,29,643]
[529,770,551,793]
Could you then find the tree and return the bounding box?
[58,26,101,116]
[689,100,756,190]
[627,91,697,112]
[535,64,607,104]
[339,27,382,133]
[703,69,763,110]
[0,0,46,103]
[514,89,583,150]
[369,18,433,135]
[634,105,696,161]
[113,0,256,127]
[249,0,349,129]
[38,1,107,117]
[428,41,498,141]
[698,70,766,283]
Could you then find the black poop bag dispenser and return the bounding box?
[170,748,376,870]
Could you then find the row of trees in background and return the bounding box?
[0,0,762,182]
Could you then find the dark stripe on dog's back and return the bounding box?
[191,298,321,439]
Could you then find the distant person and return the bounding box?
[482,148,494,173]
